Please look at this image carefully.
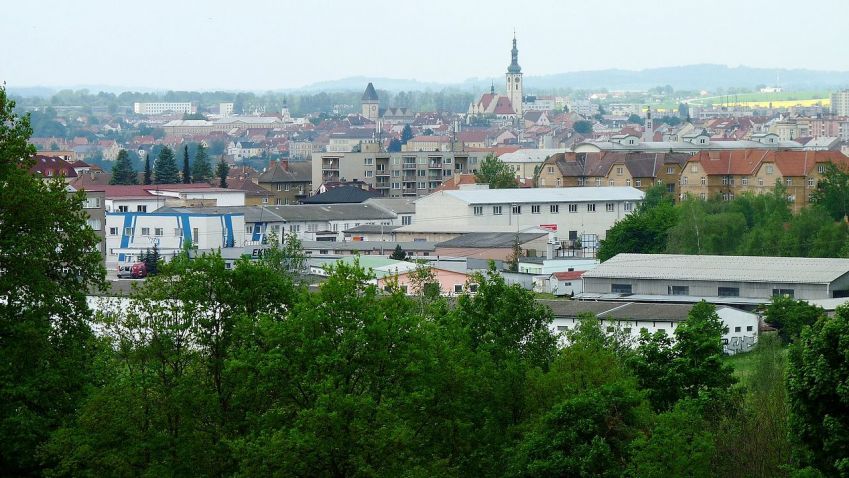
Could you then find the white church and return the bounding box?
[468,35,524,120]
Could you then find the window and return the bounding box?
[365,171,374,178]
[626,179,632,186]
[624,202,633,212]
[734,326,741,333]
[606,203,614,212]
[124,227,133,236]
[392,170,400,177]
[141,227,150,236]
[83,197,101,208]
[669,285,690,296]
[117,205,129,212]
[493,206,503,215]
[773,288,794,298]
[174,228,182,237]
[568,204,578,213]
[364,157,374,165]
[154,227,163,236]
[746,326,753,332]
[595,178,602,186]
[453,284,463,293]
[742,177,749,186]
[418,182,426,189]
[555,178,561,186]
[758,178,764,186]
[766,165,774,175]
[402,215,412,225]
[624,327,632,334]
[473,206,483,216]
[700,176,706,185]
[682,176,688,185]
[400,285,408,294]
[468,283,478,293]
[616,166,624,176]
[550,204,559,213]
[512,205,522,214]
[691,165,698,173]
[718,287,740,297]
[109,227,118,235]
[531,205,541,214]
[547,166,554,174]
[700,192,707,200]
[611,283,632,294]
[667,166,674,174]
[808,177,815,187]
[391,182,400,189]
[608,179,615,186]
[818,164,826,173]
[137,205,147,212]
[635,179,641,187]
[606,326,615,332]
[193,227,199,242]
[86,219,102,230]
[417,170,426,177]
[587,203,596,212]
[786,178,792,186]
[276,183,283,191]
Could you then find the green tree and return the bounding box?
[143,153,152,185]
[628,113,645,125]
[573,120,593,134]
[630,301,736,411]
[191,144,212,183]
[401,124,413,144]
[389,244,407,260]
[812,162,849,221]
[0,84,106,474]
[763,296,825,343]
[598,184,677,261]
[787,307,849,476]
[216,157,229,188]
[153,146,180,184]
[475,153,517,188]
[182,144,191,184]
[628,400,715,478]
[109,149,138,185]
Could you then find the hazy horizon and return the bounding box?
[3,0,848,91]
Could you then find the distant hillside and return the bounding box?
[295,64,849,93]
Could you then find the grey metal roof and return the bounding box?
[437,232,548,248]
[343,224,401,233]
[302,186,378,204]
[438,186,644,205]
[302,240,435,252]
[540,300,696,322]
[364,197,416,214]
[159,206,283,223]
[266,203,396,221]
[584,253,849,285]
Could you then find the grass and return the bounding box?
[724,333,787,385]
[687,90,830,108]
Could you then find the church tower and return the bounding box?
[361,82,379,121]
[506,33,523,117]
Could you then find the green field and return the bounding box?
[687,90,830,107]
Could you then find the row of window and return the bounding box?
[611,283,795,298]
[682,176,816,187]
[115,205,148,213]
[473,202,633,216]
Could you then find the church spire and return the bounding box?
[508,32,521,74]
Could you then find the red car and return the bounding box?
[117,262,147,279]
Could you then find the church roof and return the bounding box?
[361,82,379,102]
[508,36,522,74]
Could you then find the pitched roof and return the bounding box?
[436,232,548,248]
[266,203,396,221]
[301,185,378,204]
[552,271,585,281]
[493,97,516,115]
[29,155,78,178]
[361,82,379,102]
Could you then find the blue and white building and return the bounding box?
[105,211,245,266]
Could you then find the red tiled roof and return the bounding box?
[29,155,78,178]
[493,97,516,115]
[552,271,584,281]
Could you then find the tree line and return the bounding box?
[110,144,229,187]
[4,84,849,477]
[599,178,849,261]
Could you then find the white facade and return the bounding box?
[105,189,246,213]
[133,102,194,115]
[410,187,644,241]
[550,306,758,355]
[105,212,245,266]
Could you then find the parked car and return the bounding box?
[117,262,147,279]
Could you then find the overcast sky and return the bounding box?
[2,0,848,91]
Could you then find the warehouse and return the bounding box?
[581,253,849,305]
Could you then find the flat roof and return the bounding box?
[437,186,645,205]
[540,299,754,322]
[584,253,849,285]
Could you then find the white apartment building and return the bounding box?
[105,211,245,266]
[406,187,644,246]
[133,102,194,115]
[103,185,246,213]
[832,90,849,116]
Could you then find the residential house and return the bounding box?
[257,160,312,205]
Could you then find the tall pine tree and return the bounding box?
[182,145,191,184]
[143,153,152,185]
[154,146,180,184]
[216,157,229,188]
[192,144,212,183]
[109,149,138,185]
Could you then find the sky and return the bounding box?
[2,0,848,91]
